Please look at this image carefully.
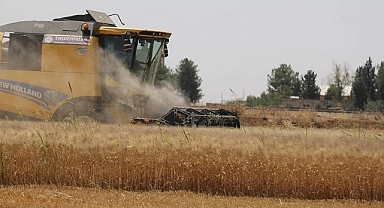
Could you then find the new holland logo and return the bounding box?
[0,79,69,110]
[43,90,60,105]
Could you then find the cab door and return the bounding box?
[0,32,9,69]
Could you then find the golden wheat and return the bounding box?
[0,120,383,201]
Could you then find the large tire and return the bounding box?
[53,97,101,122]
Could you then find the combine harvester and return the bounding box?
[0,10,240,128]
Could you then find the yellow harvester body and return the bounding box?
[0,10,171,122]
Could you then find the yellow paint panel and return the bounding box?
[1,71,99,94]
[41,45,92,73]
[41,37,99,74]
[0,70,102,120]
[0,92,51,119]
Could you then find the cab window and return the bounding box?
[5,33,43,71]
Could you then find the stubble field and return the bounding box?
[0,108,383,207]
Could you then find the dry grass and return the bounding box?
[0,185,382,208]
[241,107,384,128]
[0,120,383,202]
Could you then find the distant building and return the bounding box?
[284,85,352,109]
[319,85,352,101]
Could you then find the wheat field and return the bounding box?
[0,120,383,204]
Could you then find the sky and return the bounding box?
[1,0,384,103]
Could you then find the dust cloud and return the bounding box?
[101,52,186,118]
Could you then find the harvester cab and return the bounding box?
[0,10,171,122]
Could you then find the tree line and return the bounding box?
[157,57,384,111]
[246,57,384,111]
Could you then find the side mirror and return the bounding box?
[164,44,169,57]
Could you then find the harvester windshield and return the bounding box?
[133,38,163,84]
[99,27,169,86]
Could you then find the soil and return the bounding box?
[239,110,384,129]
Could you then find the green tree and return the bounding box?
[267,64,301,97]
[254,91,283,106]
[324,85,336,101]
[352,57,376,110]
[377,61,384,100]
[245,95,257,107]
[327,62,351,102]
[352,71,368,110]
[301,70,320,99]
[365,100,384,111]
[154,65,177,88]
[175,58,203,103]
